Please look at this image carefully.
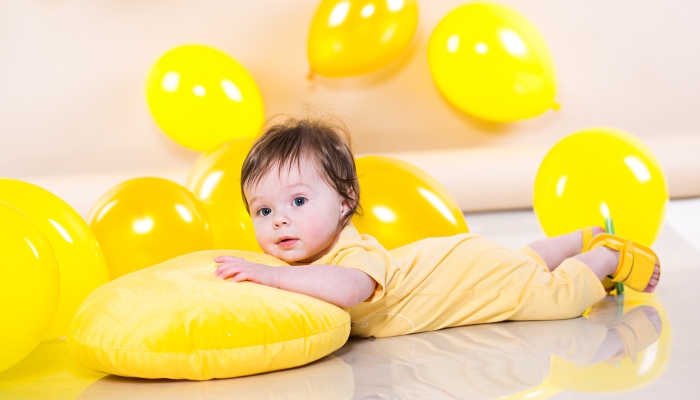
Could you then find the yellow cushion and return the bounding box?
[67,250,350,380]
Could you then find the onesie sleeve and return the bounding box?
[329,244,387,303]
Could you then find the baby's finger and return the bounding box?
[214,258,246,275]
[216,264,242,279]
[232,271,250,282]
[214,263,229,275]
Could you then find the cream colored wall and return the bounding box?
[1,0,699,179]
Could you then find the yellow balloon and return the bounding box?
[353,156,468,250]
[534,128,668,246]
[88,178,214,279]
[0,203,59,372]
[428,3,557,122]
[308,0,418,77]
[186,139,261,252]
[0,179,109,341]
[146,45,265,152]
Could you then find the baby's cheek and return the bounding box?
[257,235,272,252]
[261,235,283,257]
[253,226,266,244]
[310,219,335,240]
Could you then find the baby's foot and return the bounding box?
[584,229,661,293]
[600,249,660,293]
[644,262,661,293]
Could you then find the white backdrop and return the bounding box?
[1,0,699,179]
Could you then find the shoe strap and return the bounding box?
[586,234,658,292]
[581,226,594,250]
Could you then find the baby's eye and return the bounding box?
[258,207,272,217]
[293,197,306,207]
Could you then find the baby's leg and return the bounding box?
[526,227,605,271]
[572,247,617,280]
[527,234,660,292]
[511,232,660,322]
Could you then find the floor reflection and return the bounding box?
[0,293,670,400]
[335,291,670,399]
[0,339,105,400]
[76,355,354,400]
[550,292,671,394]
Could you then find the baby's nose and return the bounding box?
[273,215,290,227]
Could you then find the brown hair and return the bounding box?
[241,116,361,226]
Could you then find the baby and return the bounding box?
[214,117,660,338]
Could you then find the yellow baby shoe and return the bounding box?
[584,233,659,292]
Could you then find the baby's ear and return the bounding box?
[340,199,351,214]
[345,188,358,209]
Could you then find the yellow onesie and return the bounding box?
[311,222,607,338]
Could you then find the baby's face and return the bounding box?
[245,156,351,264]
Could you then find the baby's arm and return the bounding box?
[214,256,375,308]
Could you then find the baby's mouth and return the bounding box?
[277,238,299,248]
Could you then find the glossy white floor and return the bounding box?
[1,199,698,400]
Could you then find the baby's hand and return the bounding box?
[213,256,280,289]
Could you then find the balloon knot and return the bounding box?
[307,70,315,81]
[551,102,561,111]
